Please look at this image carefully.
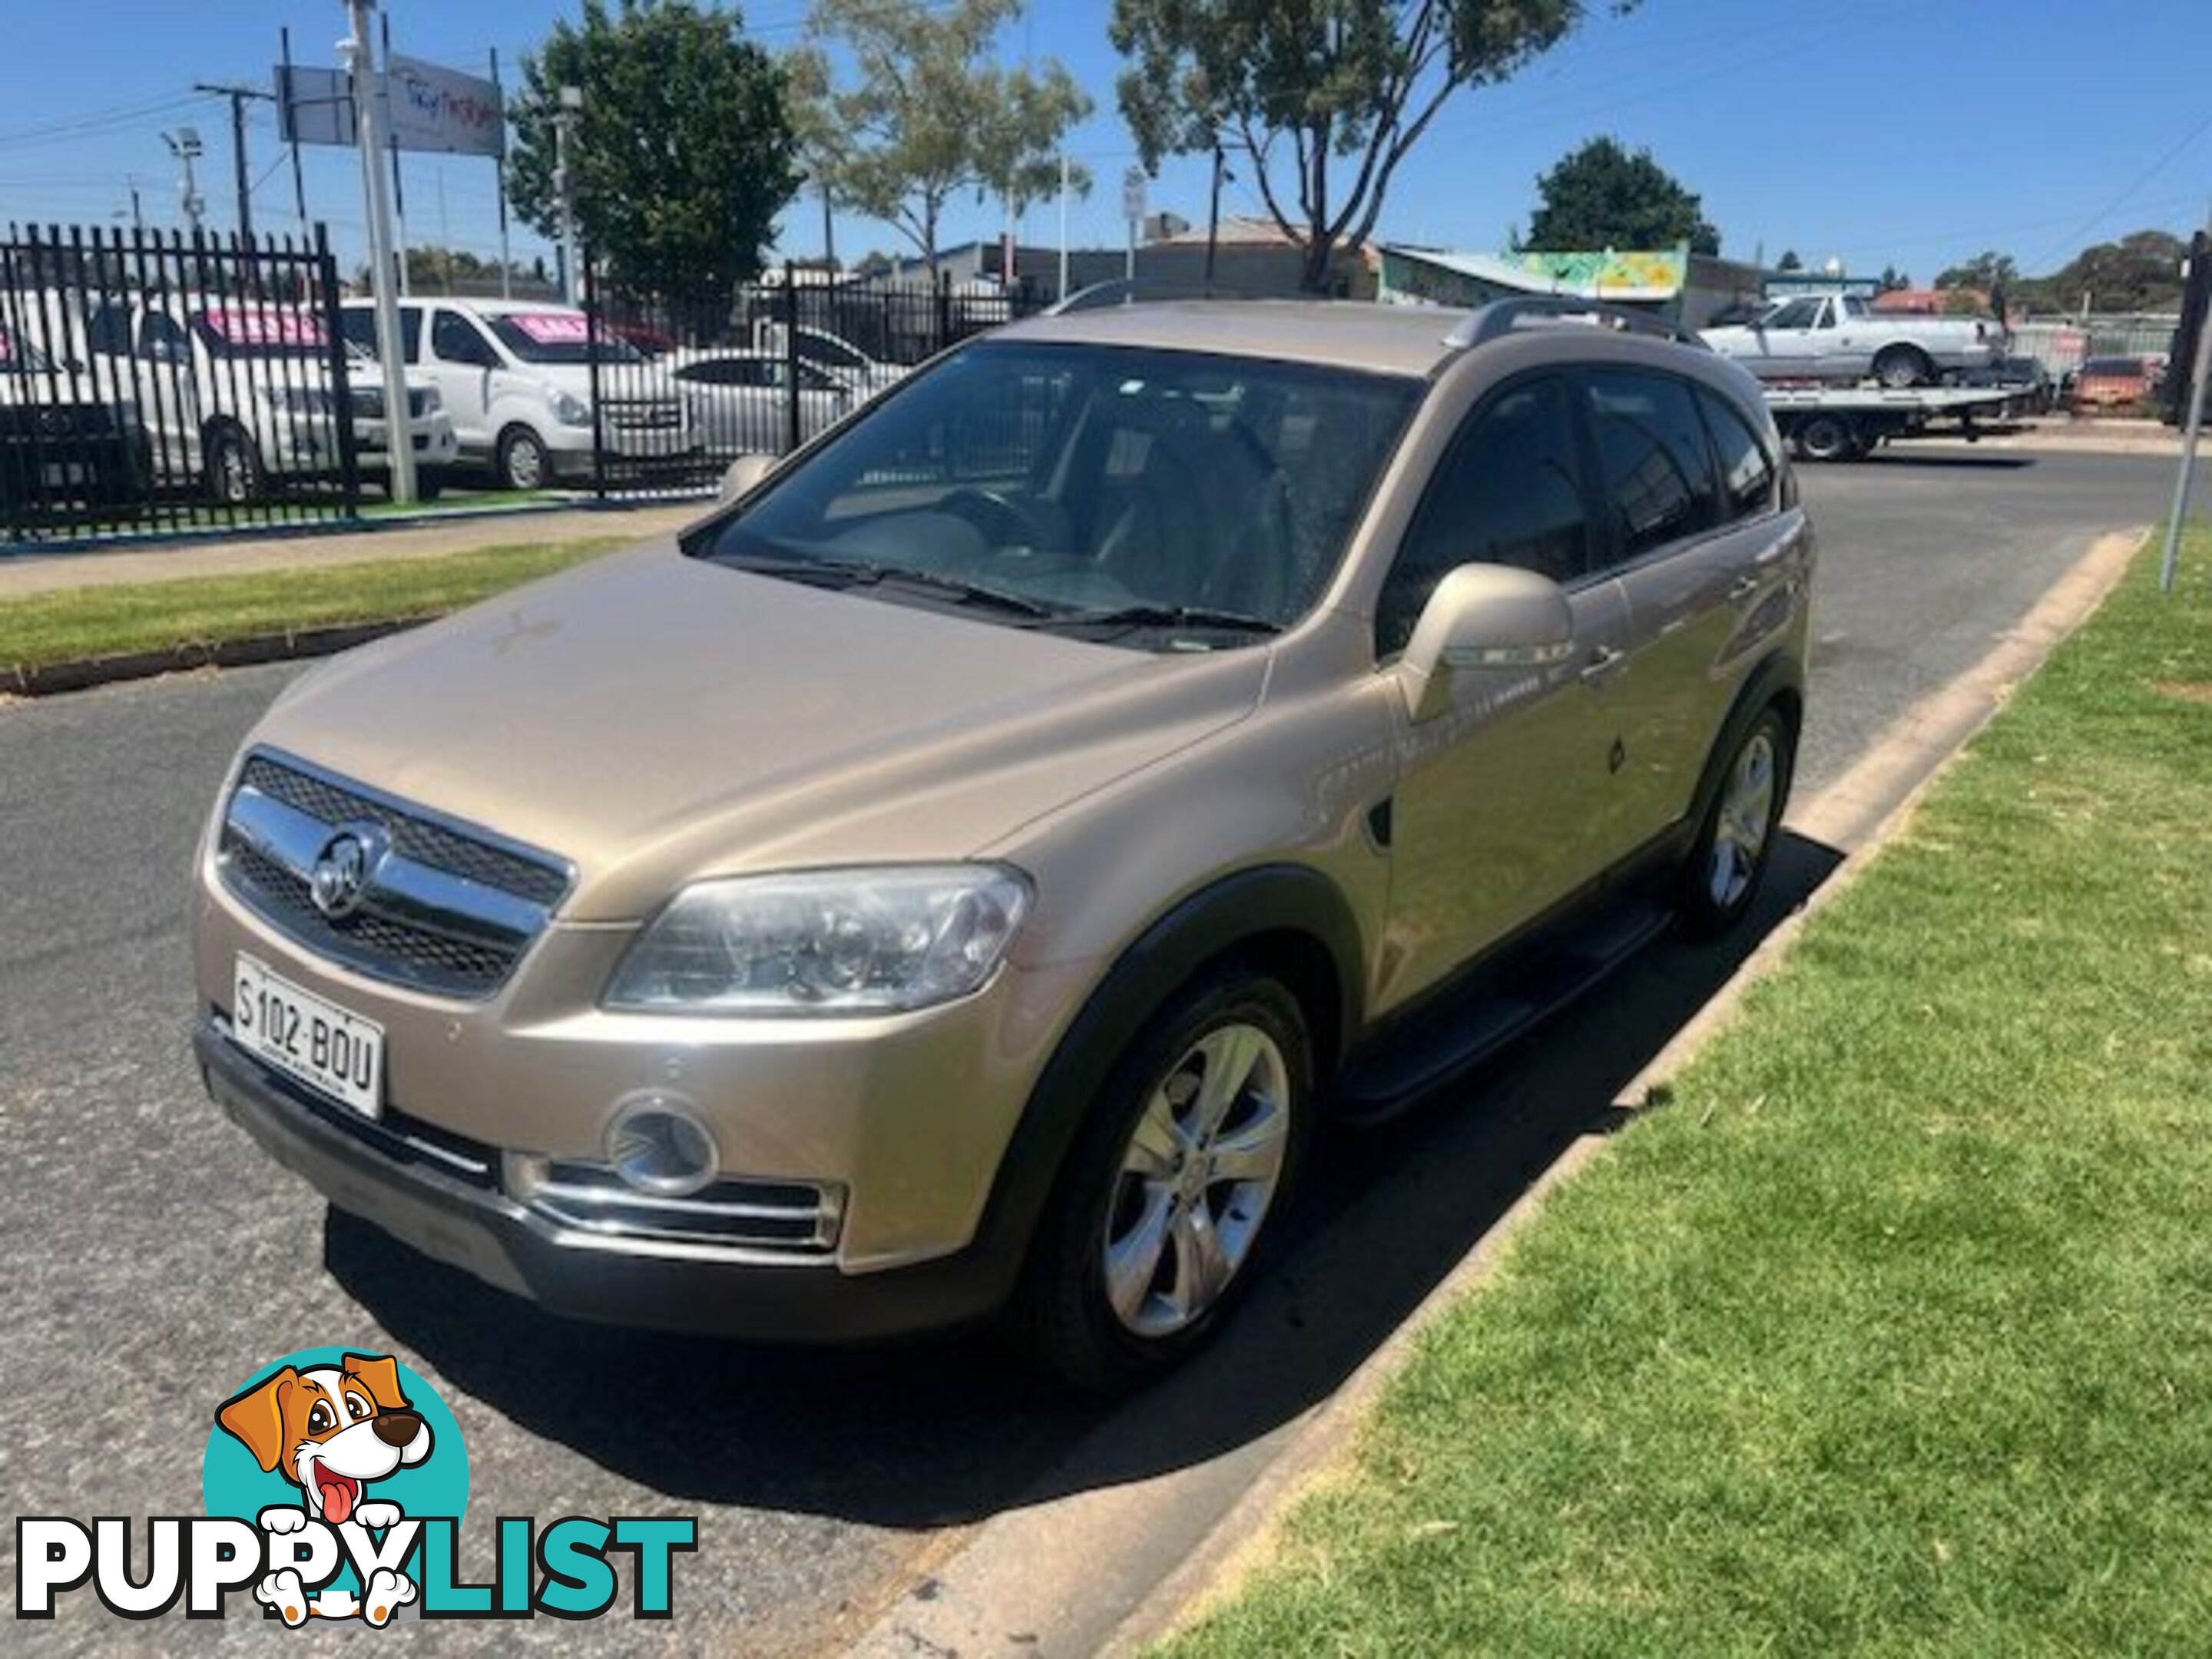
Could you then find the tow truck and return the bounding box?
[1761,382,2020,462]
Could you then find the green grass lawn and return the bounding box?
[1165,528,2212,1657]
[0,538,624,673]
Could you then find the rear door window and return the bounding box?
[1581,369,1720,565]
[1695,387,1777,522]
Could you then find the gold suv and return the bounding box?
[191,297,1813,1389]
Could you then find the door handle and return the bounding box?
[1728,575,1763,602]
[1579,644,1627,684]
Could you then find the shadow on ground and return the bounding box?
[329,831,1844,1530]
[1855,452,2038,471]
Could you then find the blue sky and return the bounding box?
[1,0,2207,281]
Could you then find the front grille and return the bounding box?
[218,750,572,999]
[237,754,568,908]
[524,1161,842,1256]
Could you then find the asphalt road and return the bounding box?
[0,450,2180,1653]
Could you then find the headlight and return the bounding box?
[261,384,333,416]
[551,390,591,426]
[605,865,1032,1015]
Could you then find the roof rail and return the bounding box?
[1445,296,1708,353]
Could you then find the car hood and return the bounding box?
[247,541,1269,921]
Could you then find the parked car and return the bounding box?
[342,298,695,492]
[190,297,1813,1389]
[74,296,455,502]
[661,347,852,457]
[1702,292,2002,388]
[2070,356,2155,413]
[750,321,906,399]
[1958,353,2055,416]
[0,320,150,513]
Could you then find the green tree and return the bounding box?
[2012,230,2187,314]
[1113,0,1636,294]
[1525,137,1719,255]
[1878,263,1910,292]
[1775,249,1803,272]
[508,1,799,314]
[1935,250,2018,292]
[793,0,1091,276]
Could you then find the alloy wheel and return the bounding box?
[1101,1022,1291,1338]
[1709,730,1777,909]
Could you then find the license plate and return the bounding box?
[232,954,384,1118]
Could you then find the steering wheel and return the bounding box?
[939,485,1049,548]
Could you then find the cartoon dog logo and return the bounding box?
[216,1351,433,1626]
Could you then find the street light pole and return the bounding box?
[164,128,207,233]
[340,0,416,505]
[554,85,583,306]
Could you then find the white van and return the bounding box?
[341,298,694,491]
[76,296,457,502]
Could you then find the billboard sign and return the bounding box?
[276,58,505,157]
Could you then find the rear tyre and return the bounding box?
[1007,967,1313,1393]
[1873,345,1933,390]
[1678,707,1794,940]
[1794,413,1856,463]
[495,425,550,493]
[204,424,265,505]
[414,468,445,502]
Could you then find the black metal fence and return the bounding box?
[1,223,369,545]
[580,258,1044,495]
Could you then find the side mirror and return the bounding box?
[1398,563,1575,724]
[719,451,779,503]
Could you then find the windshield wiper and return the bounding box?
[713,550,1055,618]
[1023,602,1283,637]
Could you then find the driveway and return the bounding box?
[0,450,2181,1653]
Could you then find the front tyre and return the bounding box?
[1008,969,1313,1392]
[495,425,550,492]
[1679,707,1794,939]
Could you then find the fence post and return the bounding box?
[315,224,360,518]
[783,260,802,454]
[935,269,952,354]
[583,240,607,501]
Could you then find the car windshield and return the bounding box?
[693,340,1421,645]
[485,311,643,365]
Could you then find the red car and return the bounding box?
[2070,356,2154,413]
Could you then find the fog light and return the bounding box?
[605,1094,718,1197]
[502,1151,551,1203]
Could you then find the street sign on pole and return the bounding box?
[341,0,416,506]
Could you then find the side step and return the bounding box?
[1332,899,1674,1126]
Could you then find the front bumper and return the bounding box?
[195,1018,1021,1341]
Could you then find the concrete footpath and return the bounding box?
[0,500,703,601]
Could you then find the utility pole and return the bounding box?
[554,84,583,306]
[340,0,416,504]
[2159,224,2212,594]
[164,127,207,233]
[1056,152,1069,302]
[118,175,145,235]
[1204,143,1225,290]
[194,83,277,241]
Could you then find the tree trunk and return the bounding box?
[1301,226,1336,295]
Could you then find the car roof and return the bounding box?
[995,296,1751,387]
[1000,300,1477,377]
